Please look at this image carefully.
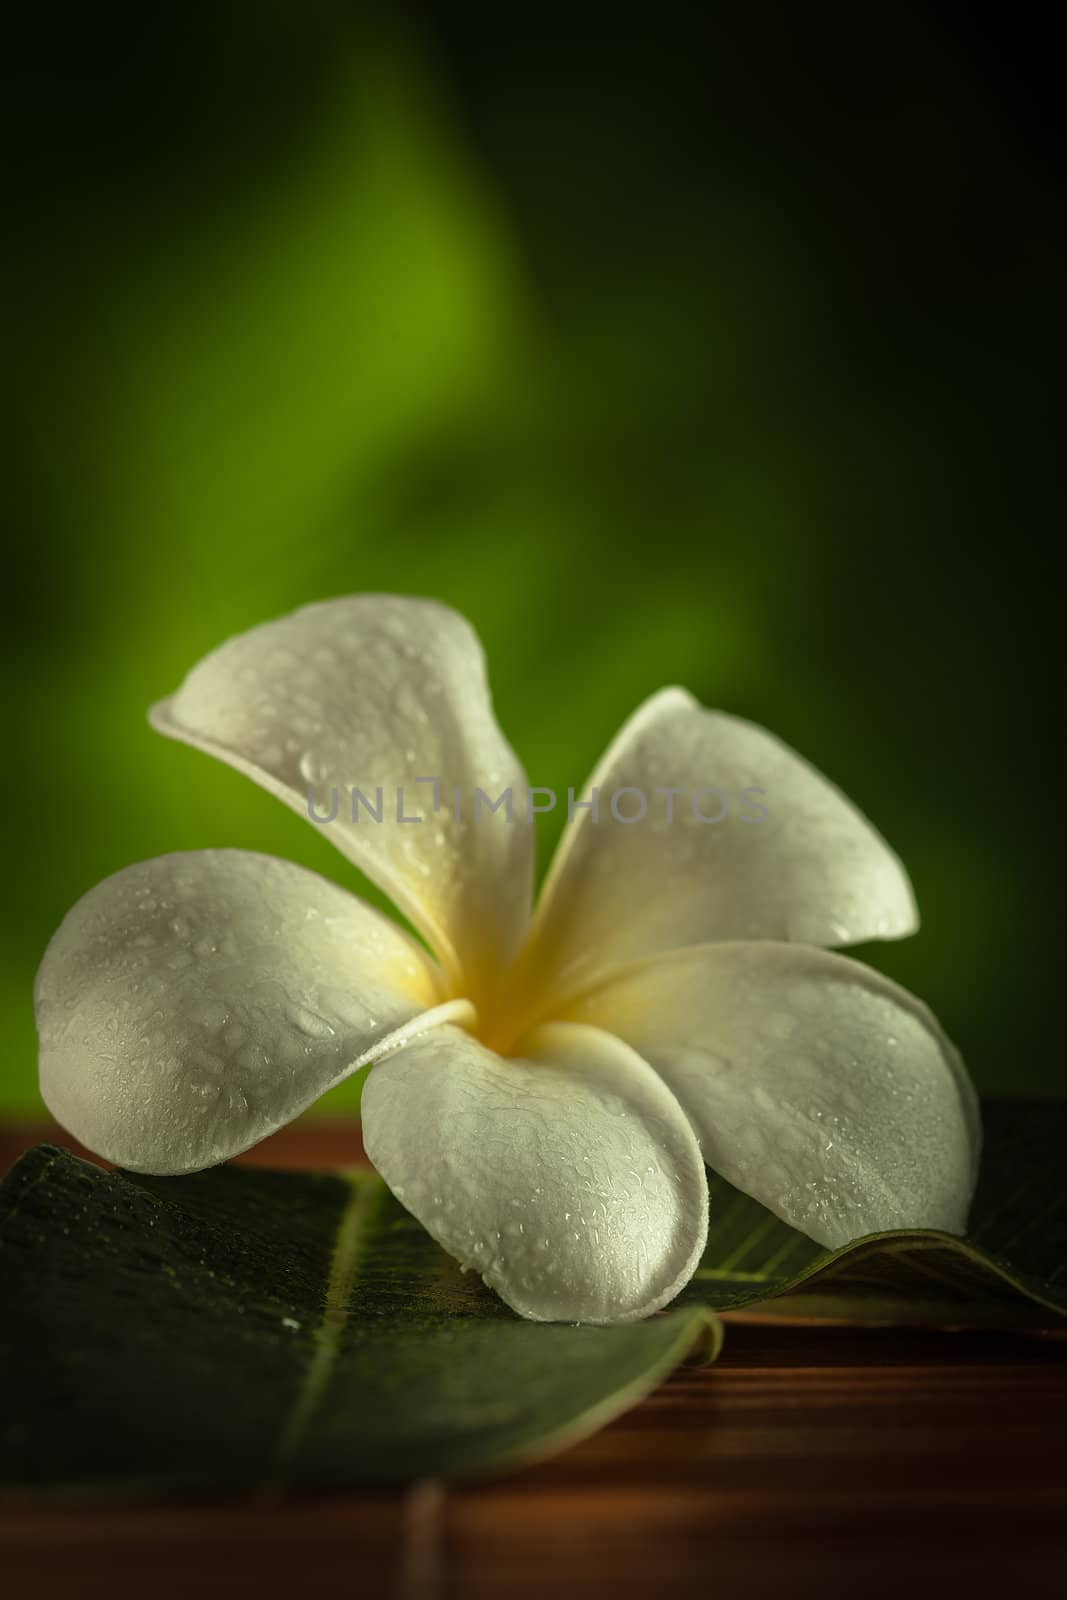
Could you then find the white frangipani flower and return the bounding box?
[35,597,979,1324]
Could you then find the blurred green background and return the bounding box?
[5,4,1063,1114]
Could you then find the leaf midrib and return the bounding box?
[274,1170,380,1468]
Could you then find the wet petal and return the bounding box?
[36,850,441,1173]
[527,690,917,992]
[150,596,532,997]
[361,1021,709,1323]
[561,941,979,1247]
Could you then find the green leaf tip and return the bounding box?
[681,1099,1067,1327]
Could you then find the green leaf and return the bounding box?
[679,1099,1067,1327]
[0,1146,719,1492]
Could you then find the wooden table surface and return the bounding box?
[3,1125,1066,1600]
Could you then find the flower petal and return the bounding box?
[150,597,532,997]
[36,850,442,1174]
[360,1021,709,1323]
[526,689,917,992]
[559,942,979,1247]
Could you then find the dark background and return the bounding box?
[5,3,1063,1110]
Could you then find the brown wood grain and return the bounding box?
[3,1124,1066,1600]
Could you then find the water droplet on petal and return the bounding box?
[288,1005,336,1041]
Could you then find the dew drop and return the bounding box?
[299,750,327,784]
[288,1005,337,1040]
